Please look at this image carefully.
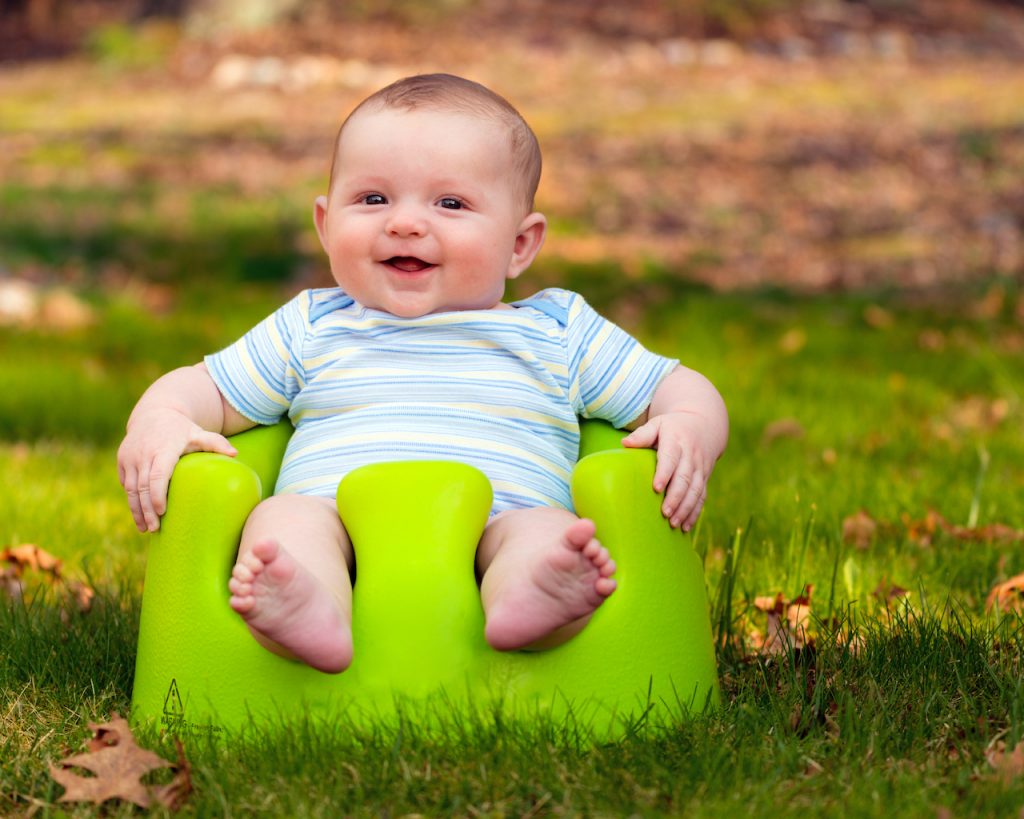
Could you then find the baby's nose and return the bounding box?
[385,205,428,238]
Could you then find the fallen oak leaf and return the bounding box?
[842,510,877,550]
[946,521,1024,544]
[894,507,1024,548]
[49,714,182,809]
[901,509,942,547]
[872,577,910,607]
[754,593,785,614]
[151,737,193,810]
[1,543,94,612]
[749,594,786,655]
[1,544,63,578]
[986,573,1024,614]
[986,740,1024,782]
[65,579,95,613]
[757,609,790,656]
[778,328,807,354]
[761,418,804,444]
[904,509,1024,545]
[750,588,813,655]
[787,585,814,643]
[863,304,893,329]
[1,565,22,601]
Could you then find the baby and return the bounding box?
[117,73,728,674]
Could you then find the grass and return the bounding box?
[4,588,1024,815]
[3,28,1024,817]
[2,277,1024,815]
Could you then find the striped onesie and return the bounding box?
[205,287,677,515]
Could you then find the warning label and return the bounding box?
[163,678,184,718]
[160,678,223,737]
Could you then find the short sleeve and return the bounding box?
[204,291,310,425]
[565,292,678,427]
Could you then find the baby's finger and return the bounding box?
[659,450,691,516]
[622,419,659,450]
[653,442,682,495]
[147,451,181,521]
[135,461,162,533]
[189,429,238,457]
[682,487,708,532]
[122,466,148,533]
[674,469,706,530]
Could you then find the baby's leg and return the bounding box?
[476,507,616,651]
[228,494,354,673]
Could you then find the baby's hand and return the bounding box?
[117,408,236,533]
[621,412,717,531]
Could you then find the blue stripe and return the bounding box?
[206,287,676,514]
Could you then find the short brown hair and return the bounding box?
[329,73,542,212]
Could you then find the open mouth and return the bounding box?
[384,256,436,273]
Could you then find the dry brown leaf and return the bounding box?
[750,587,813,655]
[788,586,813,643]
[973,284,1006,321]
[863,304,893,329]
[872,578,910,606]
[754,593,785,614]
[917,329,946,351]
[1,543,95,611]
[39,288,96,331]
[903,509,1024,547]
[778,328,807,354]
[902,509,942,547]
[49,714,189,809]
[151,738,193,810]
[986,573,1024,613]
[842,510,877,550]
[762,418,805,444]
[947,519,1024,544]
[759,610,791,656]
[948,396,1010,432]
[987,740,1024,782]
[65,579,95,613]
[1,544,63,578]
[1,566,22,601]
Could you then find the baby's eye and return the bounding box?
[363,193,387,205]
[438,197,463,210]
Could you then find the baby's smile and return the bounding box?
[384,256,436,273]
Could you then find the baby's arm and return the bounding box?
[621,366,728,531]
[117,363,255,533]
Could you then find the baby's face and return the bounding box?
[314,107,545,317]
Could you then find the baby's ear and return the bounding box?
[507,212,547,280]
[313,195,330,253]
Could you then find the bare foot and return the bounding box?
[484,518,616,651]
[228,540,353,673]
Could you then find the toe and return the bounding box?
[250,540,279,563]
[565,518,597,548]
[240,552,265,573]
[232,563,254,583]
[596,577,617,596]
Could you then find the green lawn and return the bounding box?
[2,278,1023,816]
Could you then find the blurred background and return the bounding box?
[2,0,1023,316]
[0,1,1022,568]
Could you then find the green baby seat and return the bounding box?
[131,420,719,739]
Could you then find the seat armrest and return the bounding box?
[224,420,293,500]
